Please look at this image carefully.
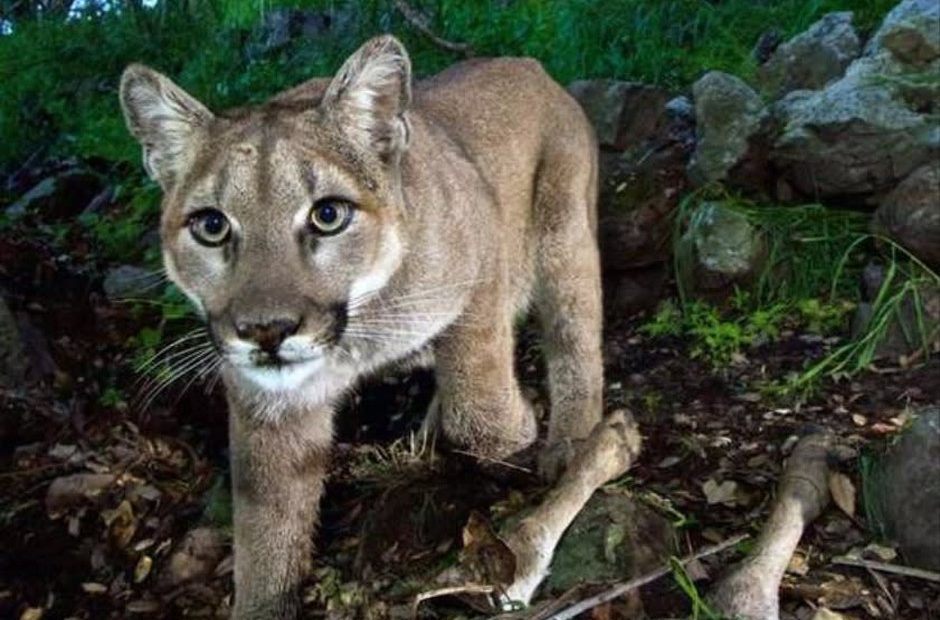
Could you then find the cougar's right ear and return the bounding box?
[119,64,213,189]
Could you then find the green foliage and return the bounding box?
[202,473,234,529]
[640,299,684,338]
[0,0,897,169]
[797,298,855,335]
[98,384,128,409]
[643,297,796,370]
[791,238,940,392]
[79,180,161,262]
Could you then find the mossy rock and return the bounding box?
[544,489,678,593]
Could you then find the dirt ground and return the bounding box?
[2,227,939,620]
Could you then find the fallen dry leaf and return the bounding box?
[828,472,856,518]
[702,479,739,506]
[19,608,43,620]
[45,473,115,517]
[101,499,137,549]
[812,608,848,620]
[787,551,810,576]
[134,555,153,583]
[81,582,107,594]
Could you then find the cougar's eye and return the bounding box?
[188,209,231,247]
[309,199,353,235]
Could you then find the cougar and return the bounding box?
[120,35,602,618]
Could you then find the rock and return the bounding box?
[751,28,784,64]
[45,473,116,517]
[567,80,671,150]
[6,177,56,219]
[874,162,940,270]
[771,1,939,200]
[679,201,764,291]
[757,12,860,97]
[0,297,27,387]
[665,95,694,122]
[544,490,676,593]
[103,265,164,301]
[877,406,940,570]
[255,8,333,53]
[604,264,668,317]
[5,169,102,220]
[595,91,692,316]
[597,87,693,278]
[688,71,766,185]
[866,0,940,65]
[249,6,355,57]
[159,527,227,588]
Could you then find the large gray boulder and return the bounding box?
[567,80,671,150]
[0,297,27,387]
[688,71,766,185]
[758,12,861,96]
[866,0,940,64]
[874,162,940,270]
[771,0,940,200]
[878,407,940,571]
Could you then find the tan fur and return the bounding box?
[120,35,602,618]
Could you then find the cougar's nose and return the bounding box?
[235,318,300,354]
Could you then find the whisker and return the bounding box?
[134,329,209,374]
[136,346,217,412]
[134,342,215,387]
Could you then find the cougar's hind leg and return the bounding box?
[533,151,604,480]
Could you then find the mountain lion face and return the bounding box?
[121,39,413,397]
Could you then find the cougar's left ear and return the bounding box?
[321,35,412,161]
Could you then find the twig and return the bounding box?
[411,583,495,618]
[832,556,940,582]
[392,0,473,55]
[450,448,533,474]
[545,533,749,620]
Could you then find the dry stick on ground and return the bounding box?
[499,410,642,608]
[544,533,749,620]
[416,410,642,615]
[709,432,834,620]
[831,556,940,583]
[392,0,474,55]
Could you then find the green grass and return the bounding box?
[658,189,938,390]
[0,0,897,169]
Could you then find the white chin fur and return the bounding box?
[236,359,325,392]
[230,359,354,423]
